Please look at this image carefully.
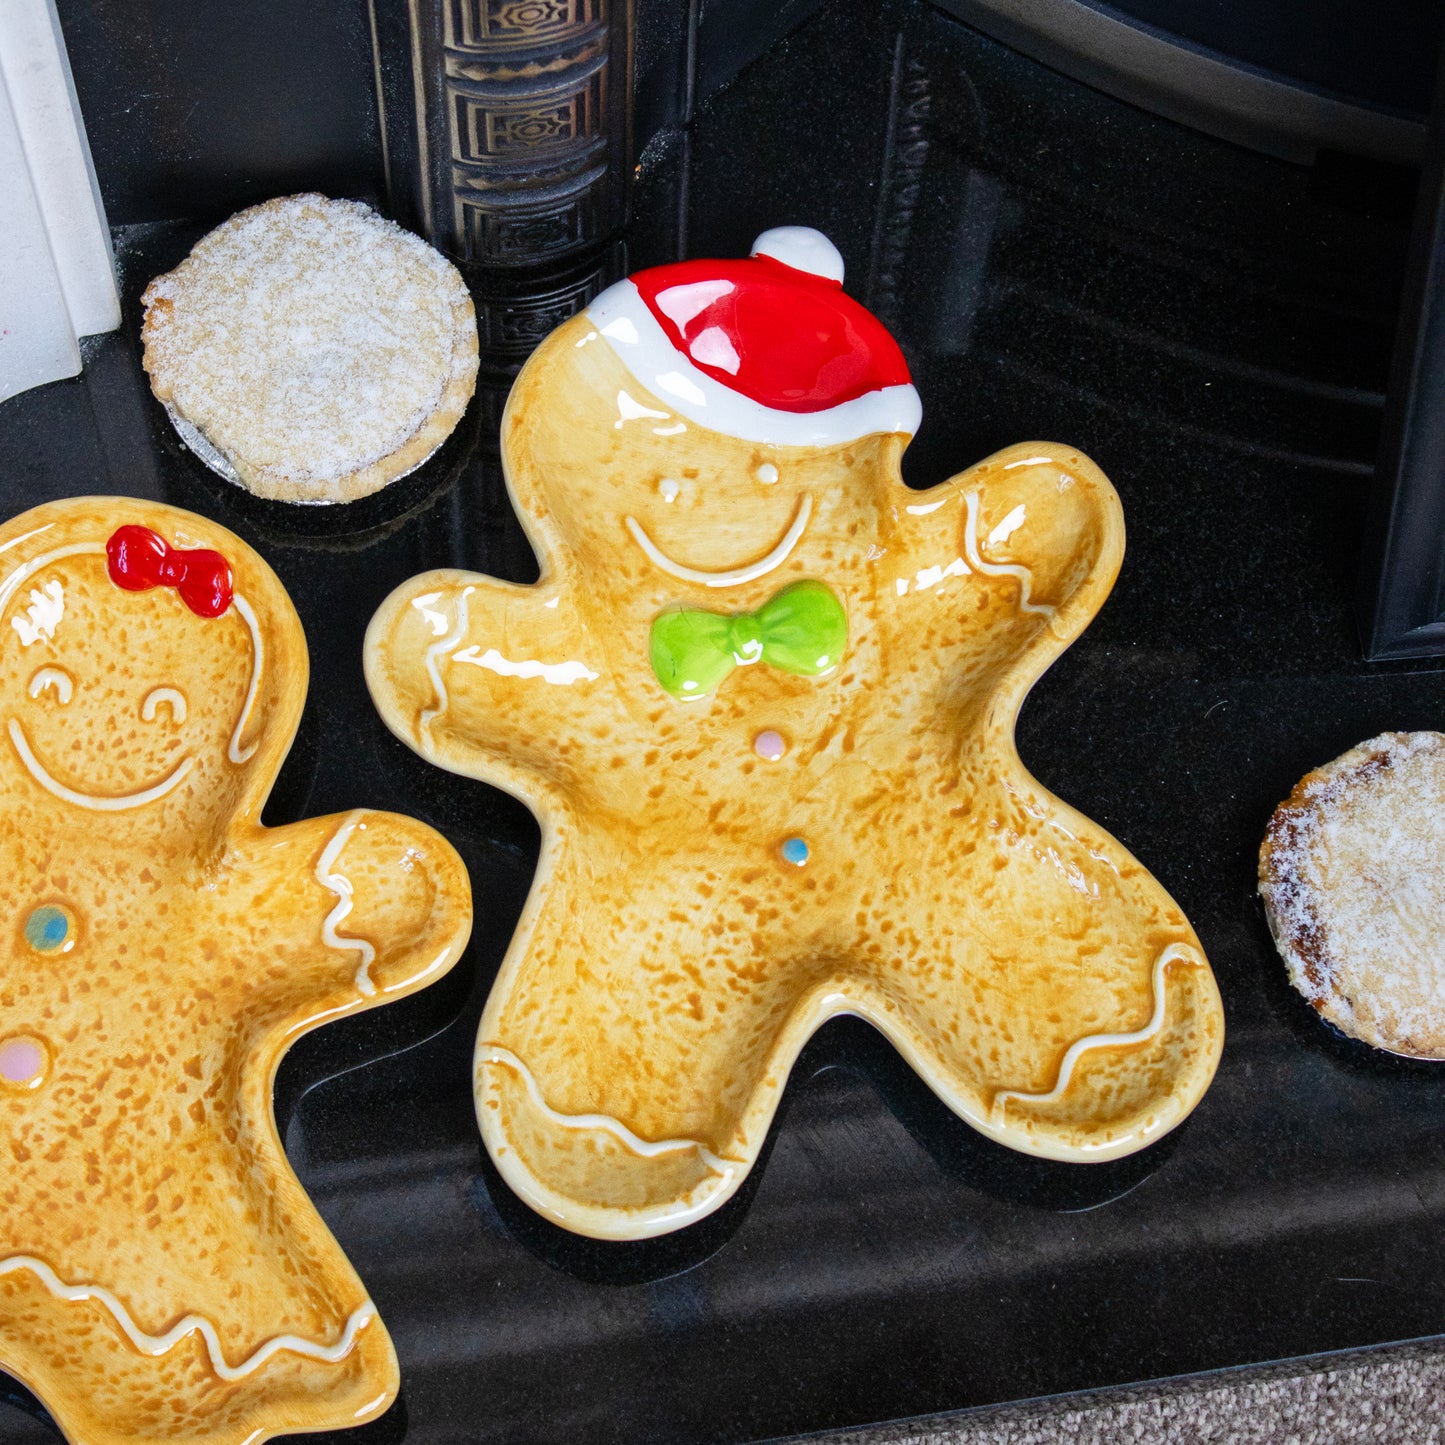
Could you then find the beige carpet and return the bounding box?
[806,1341,1445,1443]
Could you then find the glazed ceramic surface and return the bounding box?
[0,499,472,1444]
[5,27,1444,1438]
[365,235,1224,1241]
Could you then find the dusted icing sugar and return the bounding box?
[1261,731,1445,1056]
[142,195,477,503]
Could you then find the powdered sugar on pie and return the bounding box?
[1259,731,1445,1057]
[142,194,478,504]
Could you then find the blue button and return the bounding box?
[24,905,73,954]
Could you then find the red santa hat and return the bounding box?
[585,227,922,447]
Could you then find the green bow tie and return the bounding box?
[649,580,848,699]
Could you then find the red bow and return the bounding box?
[106,525,234,619]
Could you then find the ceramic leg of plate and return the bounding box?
[838,764,1224,1164]
[475,826,856,1240]
[0,1255,396,1445]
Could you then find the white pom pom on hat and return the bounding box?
[749,226,846,283]
[586,227,921,447]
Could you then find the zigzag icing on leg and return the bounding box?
[479,1044,740,1176]
[0,1256,374,1382]
[989,943,1196,1120]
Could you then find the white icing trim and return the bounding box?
[0,541,103,617]
[27,666,72,703]
[227,593,262,764]
[142,687,186,722]
[961,490,1053,618]
[0,1256,373,1382]
[452,646,598,686]
[625,493,812,588]
[8,718,193,810]
[587,280,921,447]
[419,586,473,746]
[0,539,263,768]
[990,944,1194,1118]
[315,810,379,997]
[479,1045,739,1176]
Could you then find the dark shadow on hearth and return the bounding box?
[805,1014,1181,1214]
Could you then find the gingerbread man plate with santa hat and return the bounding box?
[365,227,1225,1241]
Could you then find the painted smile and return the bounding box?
[8,719,194,810]
[625,494,812,588]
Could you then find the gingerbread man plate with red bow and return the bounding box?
[365,227,1225,1241]
[0,497,472,1443]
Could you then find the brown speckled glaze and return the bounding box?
[364,313,1224,1241]
[0,499,471,1443]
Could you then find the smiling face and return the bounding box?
[501,314,896,611]
[0,549,257,840]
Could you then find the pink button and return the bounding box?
[0,1036,47,1089]
[754,730,786,761]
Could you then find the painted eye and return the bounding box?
[658,478,681,503]
[27,667,73,704]
[755,463,779,484]
[141,688,188,723]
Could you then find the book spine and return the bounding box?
[377,0,635,267]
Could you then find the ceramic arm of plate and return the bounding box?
[884,470,969,575]
[364,570,600,779]
[225,813,472,1009]
[891,443,1124,647]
